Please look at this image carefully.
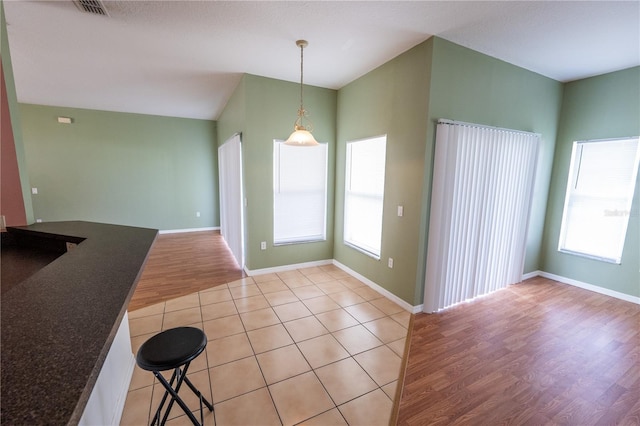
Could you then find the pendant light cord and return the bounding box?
[285,39,318,145]
[299,43,304,114]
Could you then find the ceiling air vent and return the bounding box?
[73,0,110,17]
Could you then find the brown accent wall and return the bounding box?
[1,61,27,226]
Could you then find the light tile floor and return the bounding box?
[121,265,411,426]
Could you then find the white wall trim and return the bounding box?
[521,270,640,305]
[538,271,640,305]
[159,226,219,234]
[245,259,421,312]
[411,304,425,314]
[332,260,415,313]
[244,259,333,276]
[521,270,541,281]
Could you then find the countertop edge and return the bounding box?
[68,229,158,425]
[1,221,158,425]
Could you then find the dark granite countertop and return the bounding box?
[1,221,157,425]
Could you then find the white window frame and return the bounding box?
[273,140,328,245]
[558,136,640,264]
[343,135,387,259]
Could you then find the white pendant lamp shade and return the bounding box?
[285,40,319,147]
[286,129,319,146]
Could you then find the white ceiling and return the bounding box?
[3,1,639,120]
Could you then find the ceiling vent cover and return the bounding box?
[73,0,110,16]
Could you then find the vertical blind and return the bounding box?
[423,120,539,312]
[218,134,244,267]
[344,135,387,258]
[273,141,328,244]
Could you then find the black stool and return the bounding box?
[136,327,214,426]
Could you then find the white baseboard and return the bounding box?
[244,259,333,276]
[244,259,418,313]
[332,260,416,313]
[521,270,639,305]
[521,270,541,281]
[411,304,424,314]
[159,226,219,234]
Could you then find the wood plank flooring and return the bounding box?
[396,276,640,425]
[127,230,245,311]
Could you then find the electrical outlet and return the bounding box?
[388,258,394,268]
[31,187,38,194]
[397,205,404,217]
[260,241,267,250]
[196,211,201,217]
[36,219,43,223]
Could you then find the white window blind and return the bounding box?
[273,141,328,244]
[344,135,387,258]
[558,137,640,263]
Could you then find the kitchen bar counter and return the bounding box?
[1,221,157,425]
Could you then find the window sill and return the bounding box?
[558,248,621,265]
[274,238,326,246]
[344,241,381,260]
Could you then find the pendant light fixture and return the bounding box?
[285,40,319,146]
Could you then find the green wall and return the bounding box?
[11,23,637,302]
[414,37,562,304]
[426,38,563,272]
[217,74,337,271]
[333,37,563,306]
[217,77,246,145]
[416,38,564,305]
[541,67,640,297]
[1,3,34,223]
[334,41,433,304]
[19,104,218,231]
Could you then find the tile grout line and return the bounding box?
[271,269,349,425]
[231,277,286,426]
[264,272,400,421]
[126,269,410,425]
[197,288,217,426]
[249,274,337,425]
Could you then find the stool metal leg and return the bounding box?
[181,374,215,425]
[150,369,179,426]
[183,375,214,411]
[149,361,213,426]
[152,369,200,426]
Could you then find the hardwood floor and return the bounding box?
[127,230,245,311]
[396,276,640,425]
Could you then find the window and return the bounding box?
[273,140,328,244]
[344,135,387,258]
[558,137,640,263]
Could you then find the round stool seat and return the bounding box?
[136,327,207,372]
